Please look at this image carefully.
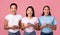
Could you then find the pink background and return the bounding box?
[0,0,60,35]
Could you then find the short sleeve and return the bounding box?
[35,18,39,24]
[5,15,8,20]
[19,15,22,21]
[36,19,39,23]
[52,17,57,25]
[21,18,24,23]
[38,18,41,26]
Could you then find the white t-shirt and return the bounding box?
[5,14,22,33]
[21,17,38,33]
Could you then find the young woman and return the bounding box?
[38,6,57,35]
[21,6,38,35]
[4,3,22,35]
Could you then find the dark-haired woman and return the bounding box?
[21,6,38,35]
[38,6,57,35]
[4,3,22,35]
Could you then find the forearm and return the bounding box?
[39,25,45,30]
[24,25,29,29]
[4,26,13,29]
[4,26,9,29]
[50,25,56,30]
[21,25,28,30]
[15,26,21,29]
[33,24,39,30]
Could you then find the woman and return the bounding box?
[4,3,22,35]
[38,6,57,35]
[21,6,38,35]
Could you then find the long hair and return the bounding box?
[41,5,51,16]
[26,6,35,17]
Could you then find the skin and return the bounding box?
[39,7,57,30]
[4,5,21,30]
[10,5,17,15]
[21,8,38,30]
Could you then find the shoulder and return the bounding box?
[38,16,44,19]
[5,14,11,17]
[49,16,55,19]
[32,17,38,21]
[5,14,11,19]
[16,14,22,17]
[22,17,27,20]
[22,17,26,19]
[33,17,38,19]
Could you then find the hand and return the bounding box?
[40,24,47,30]
[29,24,34,27]
[27,23,34,27]
[27,22,32,27]
[10,25,19,29]
[46,24,51,28]
[24,24,29,28]
[8,26,14,29]
[13,25,18,28]
[42,24,47,27]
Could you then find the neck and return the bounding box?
[11,13,16,15]
[44,14,48,16]
[27,16,32,19]
[44,13,48,16]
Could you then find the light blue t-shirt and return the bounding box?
[38,16,57,33]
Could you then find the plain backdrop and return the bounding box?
[0,0,60,35]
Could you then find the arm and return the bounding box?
[33,23,39,30]
[4,19,14,30]
[51,25,56,30]
[21,23,29,30]
[14,21,21,29]
[47,24,57,30]
[4,19,8,30]
[51,16,57,30]
[39,24,47,30]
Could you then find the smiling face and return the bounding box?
[43,7,50,16]
[10,5,17,14]
[26,8,33,17]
